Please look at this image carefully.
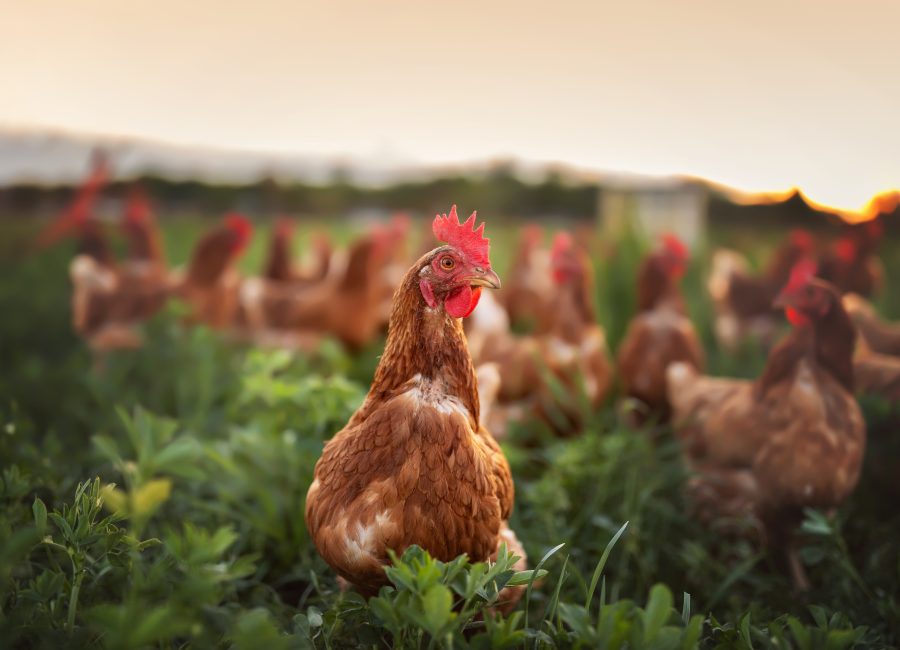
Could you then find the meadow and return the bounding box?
[1,216,899,649]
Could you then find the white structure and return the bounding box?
[599,177,708,248]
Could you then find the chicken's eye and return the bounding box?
[440,256,455,271]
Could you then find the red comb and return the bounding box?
[835,237,856,263]
[789,229,813,251]
[432,205,490,266]
[786,258,818,292]
[661,233,688,261]
[225,213,253,253]
[36,161,109,247]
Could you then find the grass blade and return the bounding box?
[584,521,629,611]
[524,542,565,631]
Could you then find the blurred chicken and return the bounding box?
[306,206,525,610]
[468,232,611,437]
[852,341,900,403]
[499,225,553,332]
[120,186,166,274]
[709,229,814,351]
[38,160,170,351]
[377,213,414,329]
[668,262,865,589]
[241,225,392,350]
[262,217,332,286]
[617,235,704,422]
[818,217,885,297]
[172,214,253,329]
[532,233,613,434]
[842,295,900,403]
[842,293,900,357]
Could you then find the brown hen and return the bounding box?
[618,235,704,422]
[668,263,866,589]
[843,293,900,358]
[241,226,391,350]
[172,214,253,329]
[305,206,525,609]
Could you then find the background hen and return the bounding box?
[668,263,865,589]
[617,234,704,422]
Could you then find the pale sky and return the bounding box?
[2,0,898,212]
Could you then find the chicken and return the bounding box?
[499,225,553,332]
[467,232,611,437]
[709,229,814,350]
[172,214,253,329]
[305,206,525,609]
[667,262,865,589]
[852,343,900,403]
[617,235,704,422]
[69,255,171,352]
[818,217,885,297]
[531,232,613,434]
[842,293,900,357]
[261,218,332,286]
[241,226,391,350]
[120,185,166,273]
[38,163,169,350]
[842,295,900,403]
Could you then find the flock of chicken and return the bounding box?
[41,168,900,599]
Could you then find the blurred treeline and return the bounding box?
[1,165,899,233]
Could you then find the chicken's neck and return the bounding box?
[550,279,595,341]
[637,259,684,314]
[756,303,856,395]
[263,235,292,282]
[186,229,237,287]
[79,224,116,268]
[126,223,165,266]
[369,268,480,421]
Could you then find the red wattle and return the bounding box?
[445,285,482,318]
[785,306,810,327]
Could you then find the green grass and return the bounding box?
[1,217,898,648]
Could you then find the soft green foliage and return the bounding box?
[1,222,899,648]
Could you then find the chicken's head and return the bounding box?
[419,205,500,318]
[788,229,814,253]
[659,233,689,279]
[551,232,583,284]
[225,213,253,256]
[834,237,857,263]
[122,187,153,231]
[775,258,833,326]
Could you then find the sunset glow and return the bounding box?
[2,0,898,214]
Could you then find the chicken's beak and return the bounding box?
[469,268,501,290]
